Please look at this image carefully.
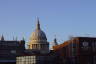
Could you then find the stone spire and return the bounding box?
[54,38,58,45]
[36,17,40,30]
[1,34,4,41]
[53,35,58,45]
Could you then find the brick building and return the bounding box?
[53,37,96,64]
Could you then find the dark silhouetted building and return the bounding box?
[53,37,96,64]
[0,36,25,64]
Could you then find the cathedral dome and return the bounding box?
[29,19,47,43]
[28,18,49,53]
[30,29,47,41]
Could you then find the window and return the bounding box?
[71,43,77,56]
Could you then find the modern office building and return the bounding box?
[0,35,25,64]
[53,37,96,64]
[16,53,57,64]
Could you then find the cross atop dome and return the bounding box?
[36,17,40,30]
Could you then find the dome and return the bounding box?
[28,18,49,54]
[29,18,47,43]
[30,29,47,41]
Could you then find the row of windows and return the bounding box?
[17,60,52,64]
[0,43,19,46]
[0,46,19,49]
[70,42,96,54]
[17,56,49,60]
[17,60,50,64]
[17,59,36,62]
[28,44,48,49]
[16,61,36,64]
[17,56,50,62]
[17,56,35,60]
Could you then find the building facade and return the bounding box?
[16,54,56,64]
[0,36,25,64]
[53,37,96,64]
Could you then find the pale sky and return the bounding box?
[0,0,96,44]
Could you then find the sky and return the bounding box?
[0,0,96,45]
